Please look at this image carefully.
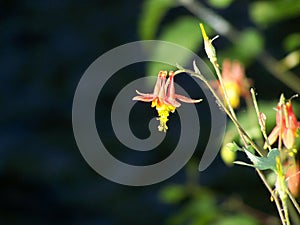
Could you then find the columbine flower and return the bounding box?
[285,161,300,197]
[133,71,202,132]
[266,94,300,149]
[213,59,250,108]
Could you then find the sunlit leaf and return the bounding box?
[138,0,175,40]
[283,33,300,52]
[159,184,186,204]
[234,29,264,64]
[146,16,202,76]
[250,0,300,27]
[266,170,277,187]
[159,16,202,51]
[215,214,259,225]
[218,29,264,65]
[235,148,279,171]
[207,0,234,9]
[224,142,241,152]
[165,195,217,225]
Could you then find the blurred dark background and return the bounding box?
[0,0,299,225]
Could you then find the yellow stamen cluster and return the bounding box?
[152,100,176,132]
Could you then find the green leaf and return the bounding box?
[138,0,174,40]
[159,16,202,51]
[224,142,241,152]
[215,214,259,225]
[146,62,177,78]
[234,161,255,168]
[146,16,202,76]
[245,145,255,154]
[238,29,264,60]
[226,29,264,65]
[266,171,277,187]
[165,195,218,225]
[159,184,186,204]
[207,0,234,9]
[250,0,300,27]
[283,33,300,52]
[235,148,279,171]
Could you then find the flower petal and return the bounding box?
[231,60,245,83]
[132,90,156,102]
[164,98,181,108]
[166,71,175,100]
[221,59,232,80]
[175,94,203,104]
[153,71,164,96]
[283,128,295,149]
[158,72,167,99]
[265,126,280,148]
[132,95,155,102]
[135,90,152,96]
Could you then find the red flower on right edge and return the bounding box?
[266,94,300,149]
[212,59,251,109]
[286,161,300,197]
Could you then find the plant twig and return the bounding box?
[212,62,249,148]
[256,169,287,225]
[198,23,266,157]
[287,189,300,214]
[181,68,265,157]
[250,88,272,151]
[181,66,287,225]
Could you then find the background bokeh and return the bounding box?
[1,0,299,224]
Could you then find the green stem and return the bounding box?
[199,22,266,157]
[256,169,287,225]
[287,189,300,214]
[181,68,265,157]
[179,67,286,225]
[212,62,249,149]
[250,88,271,151]
[278,103,283,151]
[277,168,291,225]
[282,197,290,225]
[287,198,300,225]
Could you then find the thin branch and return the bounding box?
[287,189,300,214]
[181,66,286,225]
[182,68,265,156]
[250,88,272,151]
[212,63,249,149]
[256,169,286,225]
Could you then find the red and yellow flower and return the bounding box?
[266,94,300,149]
[133,71,202,132]
[285,160,300,197]
[213,59,251,108]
